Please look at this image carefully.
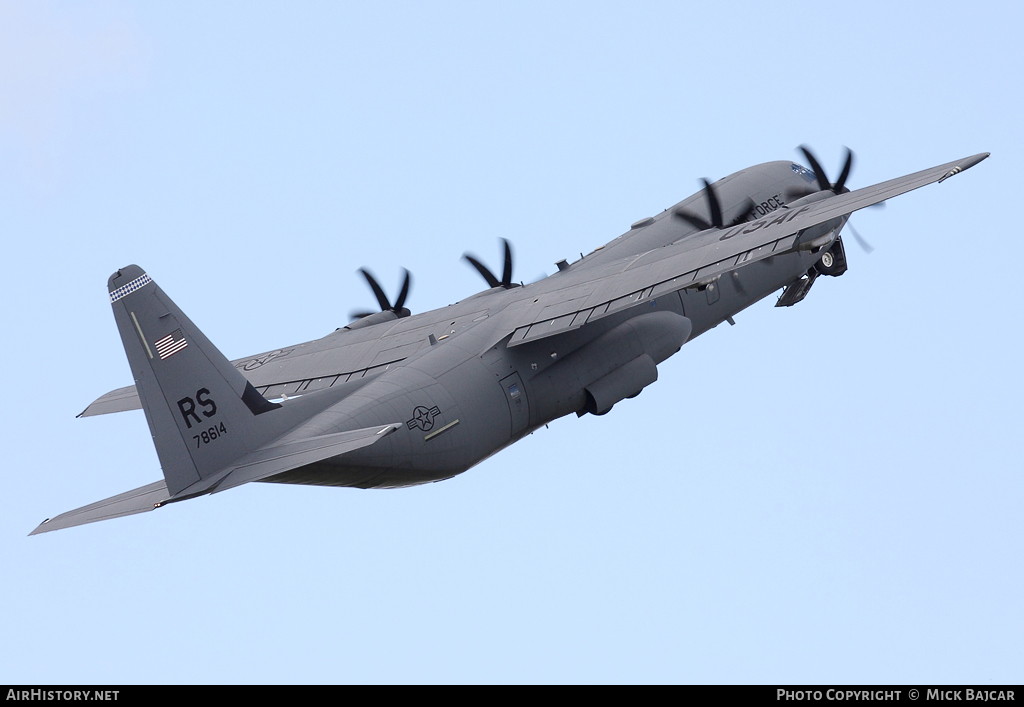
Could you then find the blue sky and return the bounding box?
[1,0,1021,684]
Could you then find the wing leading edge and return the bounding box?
[504,152,989,346]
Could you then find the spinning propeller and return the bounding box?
[787,145,881,203]
[463,238,520,289]
[790,145,878,253]
[846,223,875,254]
[799,145,853,195]
[350,267,412,320]
[674,178,756,231]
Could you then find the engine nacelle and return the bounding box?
[344,310,399,330]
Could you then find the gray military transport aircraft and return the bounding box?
[31,147,989,534]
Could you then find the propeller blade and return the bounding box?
[798,145,833,193]
[355,267,413,319]
[358,268,392,311]
[677,183,753,230]
[784,186,818,202]
[393,269,411,312]
[847,223,875,254]
[463,254,501,288]
[465,240,517,289]
[702,178,724,229]
[833,147,854,194]
[501,238,513,288]
[674,177,724,231]
[729,197,758,226]
[674,210,712,231]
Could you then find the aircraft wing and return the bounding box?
[504,152,989,347]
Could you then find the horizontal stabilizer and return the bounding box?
[212,423,402,493]
[29,480,169,536]
[30,423,400,534]
[78,385,141,417]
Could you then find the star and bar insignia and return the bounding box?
[407,405,441,432]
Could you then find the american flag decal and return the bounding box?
[154,329,188,360]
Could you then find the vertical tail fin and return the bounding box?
[108,265,283,496]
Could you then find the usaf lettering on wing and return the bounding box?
[719,205,813,241]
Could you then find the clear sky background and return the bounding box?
[1,0,1020,684]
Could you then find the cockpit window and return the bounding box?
[791,163,817,183]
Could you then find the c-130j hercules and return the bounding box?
[31,147,989,534]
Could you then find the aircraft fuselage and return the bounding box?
[259,161,828,489]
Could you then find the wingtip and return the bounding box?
[938,153,990,184]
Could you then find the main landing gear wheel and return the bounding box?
[815,237,848,277]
